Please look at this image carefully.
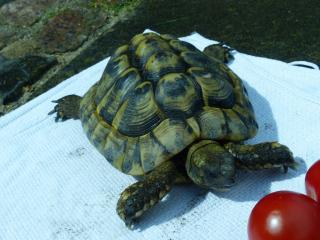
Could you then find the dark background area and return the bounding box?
[58,0,319,89]
[1,0,319,114]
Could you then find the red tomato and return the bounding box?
[248,191,320,240]
[305,160,320,202]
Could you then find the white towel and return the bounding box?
[1,30,320,240]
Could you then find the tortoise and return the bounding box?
[49,32,296,227]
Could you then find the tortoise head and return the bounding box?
[186,140,236,191]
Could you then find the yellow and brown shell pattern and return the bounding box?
[79,32,258,176]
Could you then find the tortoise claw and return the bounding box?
[282,161,299,173]
[48,108,56,115]
[48,101,64,121]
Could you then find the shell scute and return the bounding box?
[169,39,198,53]
[112,81,165,137]
[97,68,142,124]
[144,51,186,83]
[155,73,202,118]
[188,67,235,108]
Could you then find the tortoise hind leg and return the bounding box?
[203,43,234,63]
[49,94,82,121]
[117,160,188,228]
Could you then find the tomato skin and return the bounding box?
[305,160,320,202]
[248,191,320,240]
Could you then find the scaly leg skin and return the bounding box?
[117,160,188,228]
[48,94,82,121]
[224,142,297,172]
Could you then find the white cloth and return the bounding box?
[1,30,320,240]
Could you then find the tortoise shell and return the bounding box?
[79,32,258,176]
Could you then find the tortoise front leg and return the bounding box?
[117,160,188,228]
[224,142,297,172]
[48,94,82,121]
